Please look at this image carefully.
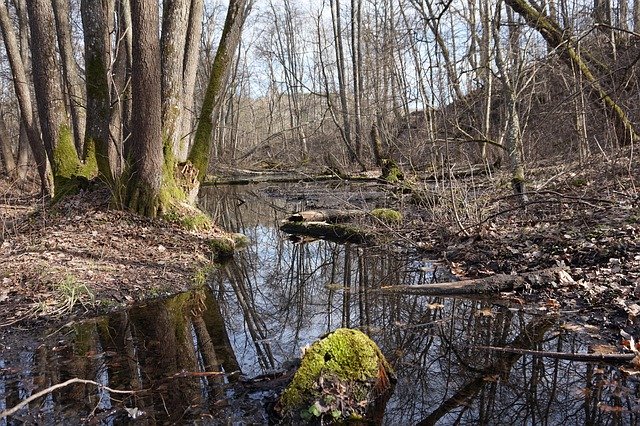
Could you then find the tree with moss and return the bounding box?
[21,0,251,218]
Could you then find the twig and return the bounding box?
[474,345,636,363]
[0,378,138,419]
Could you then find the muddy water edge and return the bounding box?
[0,182,638,424]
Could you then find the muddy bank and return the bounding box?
[0,184,231,328]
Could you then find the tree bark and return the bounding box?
[0,0,52,194]
[504,0,639,146]
[53,0,86,155]
[0,111,16,176]
[188,0,249,181]
[81,0,115,182]
[161,0,191,160]
[27,0,81,189]
[126,0,164,217]
[179,0,204,157]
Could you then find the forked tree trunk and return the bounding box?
[126,0,164,217]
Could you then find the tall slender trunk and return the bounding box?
[81,0,115,182]
[0,0,52,194]
[351,0,364,165]
[161,0,190,160]
[179,0,204,156]
[53,0,86,155]
[188,0,249,181]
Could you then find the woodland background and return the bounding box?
[0,0,637,213]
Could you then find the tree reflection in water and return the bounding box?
[1,183,638,424]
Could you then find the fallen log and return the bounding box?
[381,267,573,296]
[280,221,373,244]
[286,209,365,223]
[474,345,636,363]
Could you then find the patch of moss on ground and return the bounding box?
[370,208,402,225]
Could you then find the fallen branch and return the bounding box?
[381,267,572,296]
[475,345,636,363]
[0,378,138,419]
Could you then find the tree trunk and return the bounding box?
[0,0,52,194]
[188,0,249,181]
[126,0,164,217]
[53,0,86,155]
[27,0,82,192]
[179,0,204,157]
[504,0,639,146]
[161,0,190,160]
[0,112,16,176]
[81,0,115,182]
[494,1,528,203]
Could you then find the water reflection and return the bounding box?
[1,183,638,424]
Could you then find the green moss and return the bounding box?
[231,233,250,249]
[279,328,393,421]
[192,265,216,287]
[370,208,402,225]
[381,158,404,183]
[209,236,235,259]
[163,206,213,231]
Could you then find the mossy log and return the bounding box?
[280,221,373,244]
[382,267,572,295]
[287,209,366,224]
[275,328,395,425]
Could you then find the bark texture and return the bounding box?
[1,0,52,193]
[81,0,115,182]
[53,0,86,154]
[27,0,81,190]
[126,0,164,217]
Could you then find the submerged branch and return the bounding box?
[474,345,636,363]
[381,267,572,295]
[0,378,139,419]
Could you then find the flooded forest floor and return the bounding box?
[1,150,640,358]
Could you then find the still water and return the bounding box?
[1,183,638,424]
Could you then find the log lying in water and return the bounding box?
[286,209,365,223]
[280,221,373,244]
[382,267,573,296]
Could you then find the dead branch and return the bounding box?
[475,345,636,363]
[0,378,138,419]
[381,267,572,296]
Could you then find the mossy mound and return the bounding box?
[277,328,394,424]
[380,158,404,183]
[370,208,402,225]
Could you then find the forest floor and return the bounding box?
[414,150,640,351]
[0,150,639,355]
[0,181,229,329]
